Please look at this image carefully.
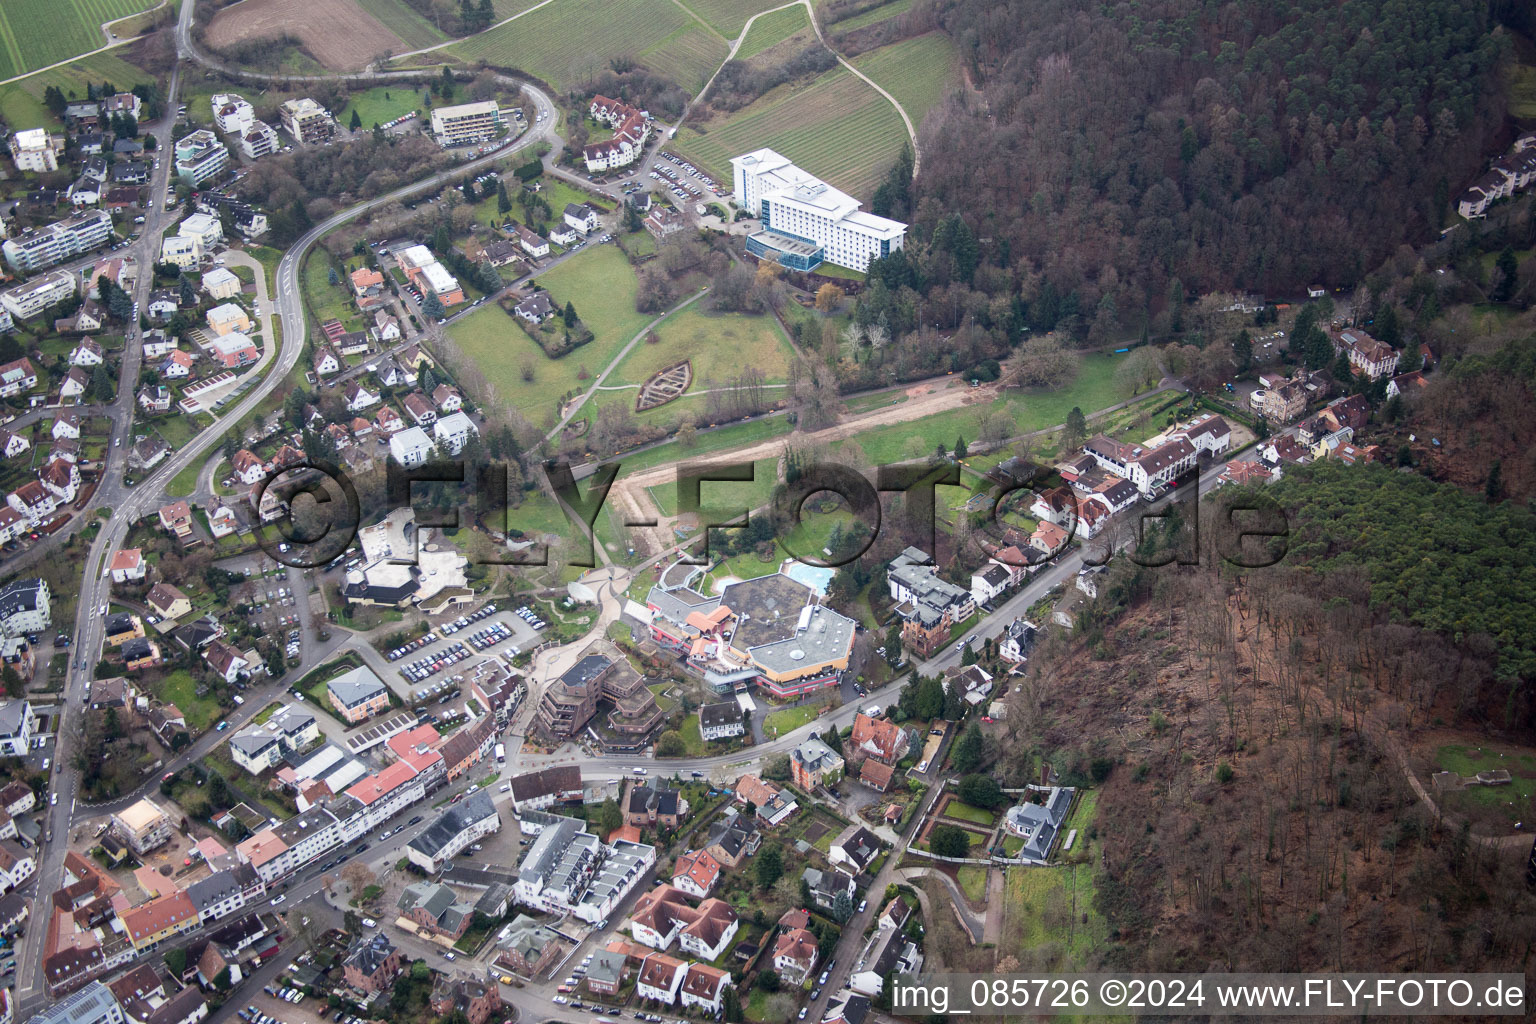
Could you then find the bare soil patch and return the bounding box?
[636,360,692,412]
[206,0,407,70]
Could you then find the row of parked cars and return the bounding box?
[388,630,439,661]
[515,605,548,630]
[466,621,513,650]
[439,603,499,636]
[402,640,471,681]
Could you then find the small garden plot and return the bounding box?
[636,360,692,411]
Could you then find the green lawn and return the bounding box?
[833,352,1133,465]
[0,0,158,80]
[610,306,797,389]
[1435,744,1536,818]
[0,48,154,129]
[621,413,793,473]
[1002,790,1106,966]
[449,245,650,423]
[735,3,808,57]
[447,0,728,93]
[647,455,779,519]
[763,702,822,738]
[155,669,225,732]
[336,85,422,131]
[164,460,200,498]
[301,250,361,332]
[956,864,988,903]
[942,799,998,826]
[851,31,957,129]
[673,65,908,201]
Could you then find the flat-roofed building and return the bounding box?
[429,101,503,146]
[732,148,904,271]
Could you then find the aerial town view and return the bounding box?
[0,0,1532,1023]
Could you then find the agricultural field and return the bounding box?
[206,0,415,71]
[336,85,425,129]
[736,3,809,58]
[448,244,648,422]
[0,49,152,129]
[448,0,727,94]
[827,0,914,32]
[673,66,908,199]
[355,0,449,50]
[0,0,158,81]
[851,31,957,129]
[683,0,789,39]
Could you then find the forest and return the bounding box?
[987,507,1536,976]
[885,0,1511,340]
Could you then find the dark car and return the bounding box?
[408,815,423,825]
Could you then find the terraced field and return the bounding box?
[356,0,448,50]
[0,0,158,80]
[448,0,727,93]
[679,0,786,38]
[736,3,809,59]
[851,31,957,129]
[673,66,908,199]
[0,49,152,127]
[827,0,914,32]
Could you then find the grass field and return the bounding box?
[764,702,822,737]
[610,306,797,390]
[1503,59,1536,120]
[1002,790,1106,967]
[449,244,649,421]
[827,0,914,31]
[647,455,779,518]
[623,412,794,473]
[956,865,988,903]
[832,353,1133,465]
[448,0,727,94]
[0,49,153,129]
[673,66,908,200]
[336,85,423,130]
[156,669,225,732]
[0,0,159,80]
[942,799,998,826]
[1435,744,1536,822]
[735,3,808,57]
[355,0,449,49]
[851,31,956,129]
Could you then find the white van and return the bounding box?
[864,706,881,718]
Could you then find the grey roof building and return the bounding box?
[407,790,499,871]
[31,980,124,1024]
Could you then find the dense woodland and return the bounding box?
[991,498,1536,976]
[852,0,1515,361]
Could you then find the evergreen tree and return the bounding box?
[349,109,362,131]
[422,292,445,319]
[44,85,67,117]
[754,844,782,888]
[562,301,577,327]
[327,265,339,287]
[1232,330,1252,373]
[440,67,455,100]
[90,365,113,402]
[1064,405,1087,446]
[1493,247,1519,302]
[1486,458,1503,503]
[106,285,133,322]
[884,624,902,666]
[178,274,196,306]
[496,180,511,214]
[950,723,984,773]
[954,435,968,459]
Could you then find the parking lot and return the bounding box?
[231,576,304,637]
[385,606,541,698]
[647,152,725,205]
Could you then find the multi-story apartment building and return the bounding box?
[327,665,390,723]
[174,130,229,185]
[8,128,65,172]
[429,101,503,146]
[239,120,280,160]
[279,99,334,144]
[887,547,974,658]
[211,93,255,135]
[0,578,49,638]
[0,271,74,321]
[732,148,905,271]
[2,211,112,272]
[110,799,172,855]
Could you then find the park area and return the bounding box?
[448,244,653,421]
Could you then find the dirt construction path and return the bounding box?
[609,377,985,556]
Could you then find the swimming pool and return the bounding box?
[782,560,835,595]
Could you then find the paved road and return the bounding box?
[15,2,563,1013]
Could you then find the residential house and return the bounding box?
[624,782,689,829]
[145,584,191,622]
[108,549,145,583]
[344,381,380,412]
[679,964,732,1014]
[772,927,818,983]
[789,736,844,791]
[671,850,721,899]
[849,712,909,766]
[734,774,797,827]
[433,411,477,455]
[327,666,390,723]
[634,953,687,1005]
[828,824,881,876]
[342,934,403,994]
[697,701,744,741]
[802,866,856,913]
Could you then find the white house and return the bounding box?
[635,954,687,1005]
[68,338,104,367]
[0,700,38,757]
[563,203,600,236]
[344,381,380,412]
[678,964,731,1015]
[433,411,477,455]
[697,702,744,742]
[389,427,435,468]
[178,212,224,249]
[203,266,242,299]
[109,548,146,583]
[969,562,1011,608]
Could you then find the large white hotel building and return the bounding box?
[730,148,905,272]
